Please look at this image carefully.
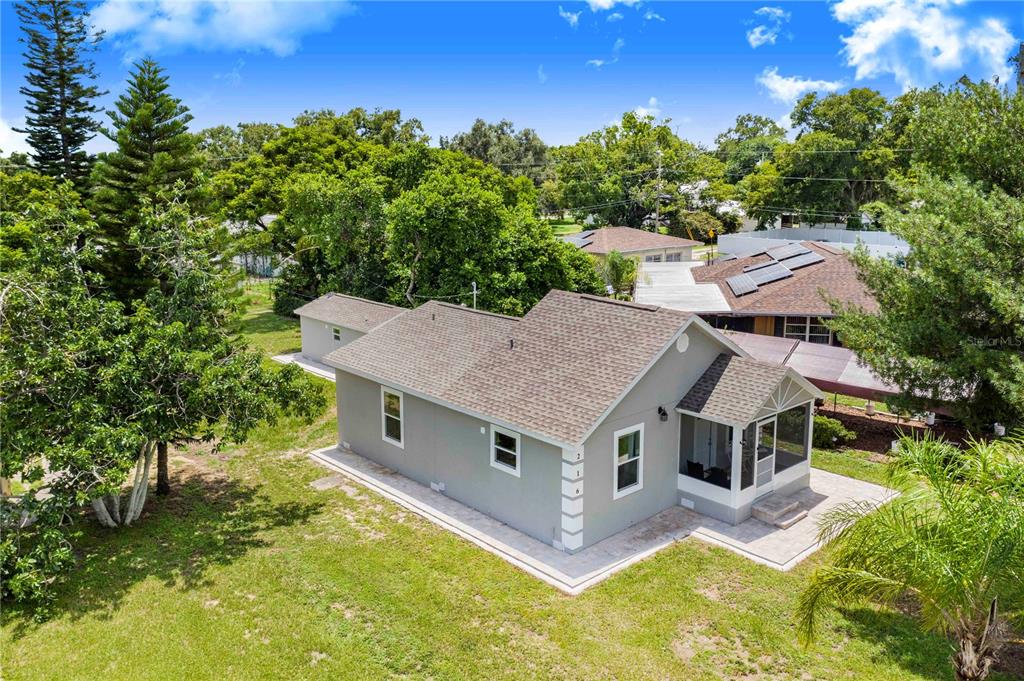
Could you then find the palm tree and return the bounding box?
[797,433,1024,681]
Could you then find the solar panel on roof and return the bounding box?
[748,263,794,285]
[766,243,812,261]
[726,273,758,297]
[743,260,777,273]
[782,252,826,270]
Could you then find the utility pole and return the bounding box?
[655,149,663,231]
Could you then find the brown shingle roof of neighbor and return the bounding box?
[581,226,701,255]
[325,290,697,446]
[293,293,406,333]
[677,353,792,425]
[691,242,878,316]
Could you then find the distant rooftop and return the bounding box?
[562,226,701,255]
[692,242,877,317]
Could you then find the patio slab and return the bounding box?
[272,352,336,382]
[308,445,893,594]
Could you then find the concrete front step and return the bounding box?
[751,494,801,525]
[773,507,809,529]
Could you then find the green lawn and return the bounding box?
[546,219,585,236]
[0,290,983,680]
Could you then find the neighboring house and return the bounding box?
[691,242,878,346]
[562,226,702,263]
[225,214,280,277]
[323,290,822,553]
[293,293,406,363]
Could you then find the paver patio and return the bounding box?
[309,446,894,594]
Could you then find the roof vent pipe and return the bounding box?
[509,339,515,349]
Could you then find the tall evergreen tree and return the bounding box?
[15,0,104,188]
[91,59,199,302]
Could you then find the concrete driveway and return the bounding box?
[634,261,730,313]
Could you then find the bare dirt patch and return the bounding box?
[817,404,967,453]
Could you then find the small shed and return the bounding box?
[293,293,406,363]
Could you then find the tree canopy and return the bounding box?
[15,0,104,189]
[440,118,549,185]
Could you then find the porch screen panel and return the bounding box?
[775,403,810,473]
[740,423,756,490]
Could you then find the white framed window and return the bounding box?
[381,386,404,449]
[489,425,521,477]
[644,254,663,263]
[612,423,644,499]
[783,316,833,345]
[332,327,342,341]
[665,252,682,262]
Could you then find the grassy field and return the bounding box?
[0,289,983,680]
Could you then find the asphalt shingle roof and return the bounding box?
[324,290,696,445]
[579,226,701,255]
[676,353,791,425]
[293,293,406,333]
[691,242,878,316]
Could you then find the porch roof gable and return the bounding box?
[676,353,822,426]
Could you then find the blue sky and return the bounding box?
[2,1,1022,154]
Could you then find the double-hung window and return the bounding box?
[332,327,342,341]
[381,387,404,448]
[613,424,644,499]
[490,425,521,476]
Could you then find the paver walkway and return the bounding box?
[309,446,893,594]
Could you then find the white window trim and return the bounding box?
[612,423,644,500]
[489,424,521,477]
[332,326,343,341]
[381,386,404,449]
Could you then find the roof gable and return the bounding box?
[676,353,821,425]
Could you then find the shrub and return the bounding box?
[813,415,856,448]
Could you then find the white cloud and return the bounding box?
[832,0,1019,89]
[644,10,665,22]
[558,5,581,28]
[213,58,245,86]
[587,37,625,68]
[966,18,1016,84]
[746,6,791,48]
[0,117,31,155]
[537,64,548,84]
[607,12,623,22]
[586,0,639,10]
[634,96,661,118]
[91,0,354,58]
[757,66,843,103]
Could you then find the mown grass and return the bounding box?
[1,292,986,680]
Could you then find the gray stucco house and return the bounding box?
[320,290,823,553]
[293,293,405,363]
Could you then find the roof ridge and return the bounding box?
[575,293,663,312]
[328,292,404,310]
[433,301,522,321]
